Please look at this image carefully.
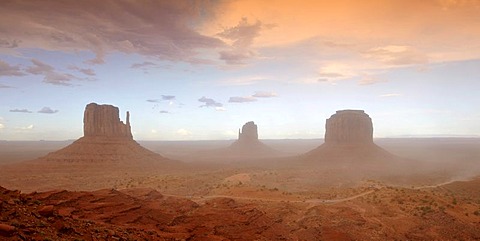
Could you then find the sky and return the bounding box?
[0,0,480,141]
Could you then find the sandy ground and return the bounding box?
[0,138,479,240]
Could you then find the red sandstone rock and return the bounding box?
[34,102,177,166]
[238,121,258,142]
[83,103,132,138]
[303,110,407,172]
[0,223,15,237]
[325,110,373,146]
[227,121,278,157]
[38,205,55,217]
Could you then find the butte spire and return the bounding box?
[36,103,176,166]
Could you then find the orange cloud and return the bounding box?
[201,0,480,62]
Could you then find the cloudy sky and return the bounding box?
[1,0,479,140]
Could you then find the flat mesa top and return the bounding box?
[335,110,366,114]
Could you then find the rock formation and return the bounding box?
[324,110,373,146]
[302,109,406,171]
[227,121,278,157]
[238,121,259,143]
[36,103,176,167]
[193,121,280,161]
[83,103,132,138]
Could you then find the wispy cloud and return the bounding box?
[0,83,12,88]
[379,93,402,97]
[10,109,32,113]
[38,107,58,114]
[228,96,257,103]
[358,76,387,85]
[147,95,176,103]
[159,110,170,114]
[217,17,272,65]
[176,128,192,136]
[229,91,277,103]
[218,18,264,48]
[0,60,25,77]
[252,91,277,98]
[0,39,20,48]
[317,63,358,82]
[198,96,223,108]
[69,65,96,76]
[16,124,34,131]
[131,61,156,69]
[27,59,77,86]
[364,45,428,66]
[219,75,268,86]
[219,50,255,65]
[161,95,175,100]
[0,117,5,130]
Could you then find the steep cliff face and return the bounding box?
[324,110,373,146]
[37,103,175,166]
[83,103,132,138]
[224,121,278,157]
[238,121,259,142]
[302,110,406,171]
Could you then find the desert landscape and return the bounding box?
[0,103,479,240]
[1,1,480,240]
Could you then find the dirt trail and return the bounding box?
[164,189,377,205]
[413,179,462,190]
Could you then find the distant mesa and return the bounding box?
[324,110,373,146]
[302,109,405,169]
[237,121,259,143]
[193,121,280,161]
[227,121,278,157]
[36,103,176,166]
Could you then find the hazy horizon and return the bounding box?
[2,135,480,142]
[1,0,480,141]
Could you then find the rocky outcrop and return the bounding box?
[325,110,373,146]
[83,103,132,138]
[227,121,278,157]
[302,110,407,171]
[35,103,176,167]
[0,186,288,240]
[238,121,259,142]
[193,121,280,161]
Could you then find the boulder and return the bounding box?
[0,223,15,237]
[38,205,55,217]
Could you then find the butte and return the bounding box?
[192,121,279,162]
[35,103,177,167]
[301,110,408,171]
[227,121,278,157]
